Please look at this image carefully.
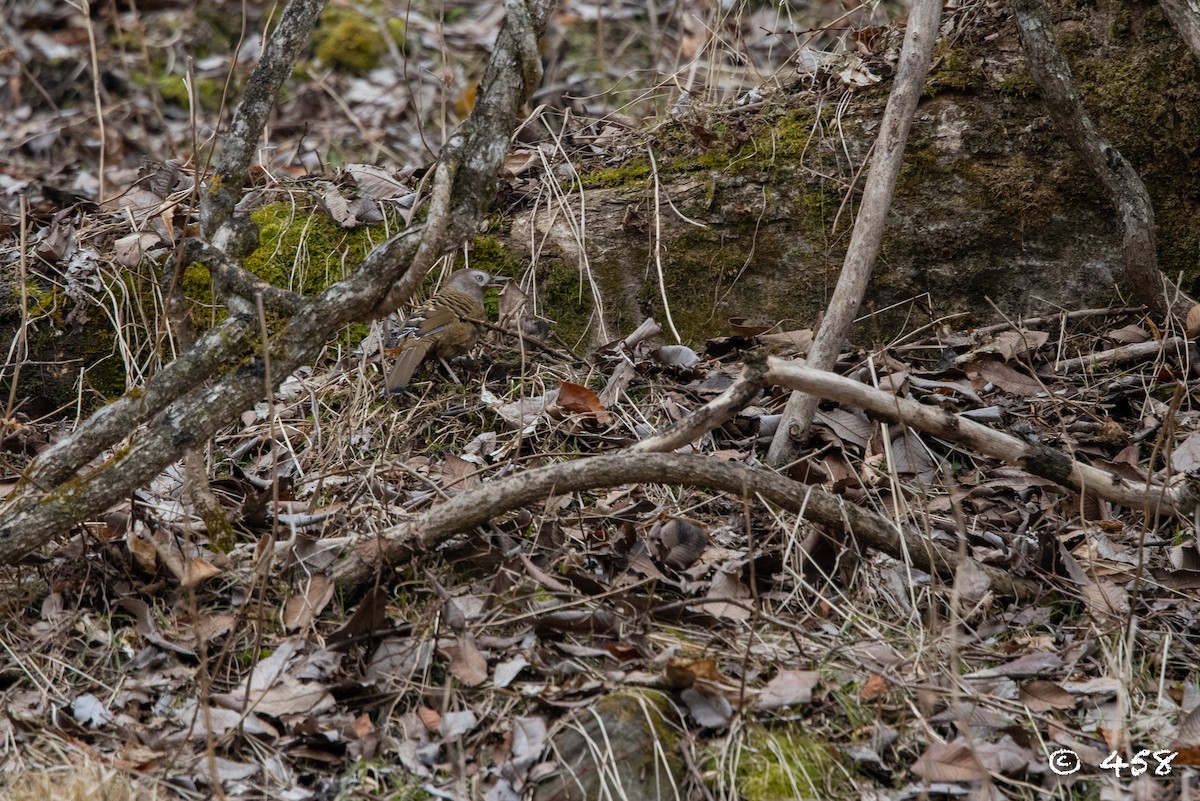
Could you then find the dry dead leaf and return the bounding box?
[728,317,772,336]
[284,573,335,631]
[176,612,236,646]
[954,557,992,604]
[439,710,478,739]
[1081,578,1130,624]
[910,740,988,782]
[219,679,334,718]
[705,569,752,621]
[680,687,734,729]
[968,357,1043,397]
[127,523,158,573]
[653,345,700,368]
[114,231,163,267]
[988,329,1049,360]
[174,702,278,742]
[418,706,441,732]
[145,525,221,587]
[758,328,814,352]
[326,586,389,650]
[1019,680,1077,712]
[555,380,613,426]
[320,183,357,228]
[1107,323,1152,344]
[345,163,412,200]
[1186,304,1200,338]
[754,670,818,711]
[493,655,529,688]
[1172,431,1200,472]
[117,597,196,658]
[966,651,1063,678]
[860,673,891,701]
[650,517,708,569]
[502,148,540,177]
[498,280,530,323]
[446,633,489,687]
[440,453,479,492]
[814,407,872,450]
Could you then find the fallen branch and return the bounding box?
[1046,336,1187,374]
[763,356,1185,518]
[333,452,1043,601]
[1158,0,1200,66]
[629,356,768,454]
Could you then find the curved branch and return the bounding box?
[186,240,305,315]
[15,315,255,492]
[629,356,767,453]
[333,453,1043,601]
[1158,0,1200,63]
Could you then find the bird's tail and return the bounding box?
[385,339,432,393]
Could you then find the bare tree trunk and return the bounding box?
[1013,0,1190,318]
[765,0,944,468]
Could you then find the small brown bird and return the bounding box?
[384,268,493,393]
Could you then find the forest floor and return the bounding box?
[2,1,1199,800]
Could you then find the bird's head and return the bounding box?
[447,268,507,298]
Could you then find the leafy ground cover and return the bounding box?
[3,2,1199,800]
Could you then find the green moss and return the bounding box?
[460,235,521,318]
[555,100,850,343]
[181,201,402,348]
[581,161,651,190]
[314,7,386,74]
[733,723,852,801]
[461,235,522,279]
[181,262,215,317]
[535,257,596,348]
[339,758,433,800]
[155,74,226,110]
[927,47,984,95]
[994,70,1037,98]
[386,18,407,50]
[77,327,126,399]
[245,201,388,291]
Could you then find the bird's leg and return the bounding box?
[437,356,463,385]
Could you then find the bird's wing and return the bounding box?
[400,303,461,339]
[385,338,432,393]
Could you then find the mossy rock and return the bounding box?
[0,265,157,417]
[508,0,1200,348]
[187,200,404,346]
[531,691,683,801]
[313,7,388,75]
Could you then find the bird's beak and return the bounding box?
[489,275,512,287]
